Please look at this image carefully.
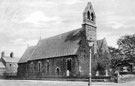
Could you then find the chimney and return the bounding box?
[10,52,14,58]
[1,51,5,57]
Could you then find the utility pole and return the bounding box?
[88,42,93,86]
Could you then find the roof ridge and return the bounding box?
[40,28,82,41]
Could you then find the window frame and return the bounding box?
[46,60,49,72]
[38,61,42,72]
[56,67,61,75]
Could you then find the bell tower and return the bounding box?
[82,2,96,42]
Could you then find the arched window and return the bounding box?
[91,12,94,21]
[30,62,34,73]
[38,61,41,72]
[56,67,60,75]
[87,11,90,20]
[67,58,72,71]
[46,60,49,72]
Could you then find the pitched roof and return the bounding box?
[18,46,35,63]
[96,38,110,54]
[28,28,83,61]
[2,56,20,63]
[0,62,5,68]
[0,59,5,68]
[97,39,103,49]
[19,28,110,63]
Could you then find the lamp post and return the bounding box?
[88,41,94,86]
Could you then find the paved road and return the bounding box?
[0,80,134,86]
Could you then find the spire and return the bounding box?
[82,2,97,42]
[83,2,96,27]
[83,2,93,13]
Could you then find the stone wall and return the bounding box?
[77,35,97,78]
[18,55,79,79]
[5,62,18,76]
[17,63,28,79]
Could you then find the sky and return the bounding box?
[0,0,135,57]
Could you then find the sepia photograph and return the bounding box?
[0,0,135,86]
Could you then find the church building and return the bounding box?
[17,2,111,79]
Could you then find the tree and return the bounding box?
[117,34,135,62]
[109,47,120,59]
[108,46,122,69]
